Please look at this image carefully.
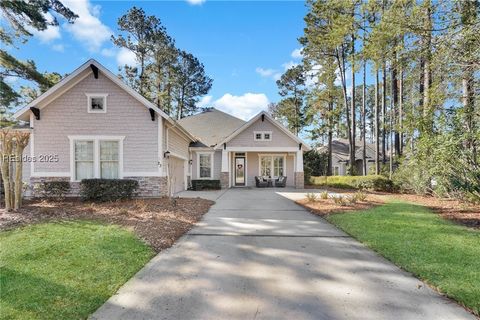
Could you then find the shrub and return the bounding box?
[309,175,395,192]
[320,191,329,200]
[305,193,317,202]
[332,195,347,206]
[36,181,70,200]
[191,180,221,190]
[80,179,138,202]
[304,150,328,182]
[353,191,368,202]
[348,196,357,205]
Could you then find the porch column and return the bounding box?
[220,149,229,189]
[294,151,304,189]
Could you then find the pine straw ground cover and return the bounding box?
[303,185,480,229]
[0,197,214,252]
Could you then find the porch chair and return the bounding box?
[255,176,269,188]
[275,176,287,187]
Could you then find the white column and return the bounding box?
[158,117,165,176]
[296,150,303,172]
[221,149,229,172]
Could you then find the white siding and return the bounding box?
[228,118,298,148]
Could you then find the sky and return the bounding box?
[10,0,309,121]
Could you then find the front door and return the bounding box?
[235,157,245,186]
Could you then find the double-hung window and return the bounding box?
[71,136,123,181]
[259,155,285,178]
[74,141,94,180]
[198,153,213,179]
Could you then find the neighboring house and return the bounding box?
[179,108,310,189]
[13,59,309,196]
[317,138,387,176]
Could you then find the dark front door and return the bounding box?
[235,157,246,186]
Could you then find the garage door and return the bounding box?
[169,156,185,194]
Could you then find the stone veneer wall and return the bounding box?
[294,172,304,189]
[220,172,229,189]
[29,176,168,198]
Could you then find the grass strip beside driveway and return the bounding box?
[0,221,154,320]
[326,201,480,316]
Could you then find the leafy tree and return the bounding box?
[0,0,77,121]
[274,65,308,136]
[172,50,213,119]
[112,7,159,96]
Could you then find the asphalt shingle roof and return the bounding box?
[178,108,245,147]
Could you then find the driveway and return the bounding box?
[91,189,475,320]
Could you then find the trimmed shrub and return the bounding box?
[191,180,221,191]
[80,179,138,202]
[36,181,71,200]
[309,175,395,192]
[319,191,329,200]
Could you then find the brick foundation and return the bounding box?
[29,176,168,198]
[220,172,229,189]
[294,172,304,189]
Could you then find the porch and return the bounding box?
[220,149,304,189]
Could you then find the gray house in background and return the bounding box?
[317,138,388,176]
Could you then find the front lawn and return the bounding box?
[326,201,480,316]
[0,221,154,320]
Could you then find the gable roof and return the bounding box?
[317,138,387,161]
[215,111,311,151]
[13,59,195,141]
[178,108,245,147]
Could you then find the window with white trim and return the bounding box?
[198,153,213,179]
[259,155,285,177]
[75,141,94,180]
[254,131,272,141]
[72,137,122,181]
[100,141,119,179]
[86,93,107,113]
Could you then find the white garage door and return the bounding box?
[169,156,185,194]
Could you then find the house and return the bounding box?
[179,108,310,189]
[317,138,387,176]
[13,59,309,197]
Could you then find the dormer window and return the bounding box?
[86,93,108,113]
[254,131,272,141]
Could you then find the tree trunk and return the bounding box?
[0,131,13,211]
[362,59,367,176]
[350,32,356,176]
[399,66,404,156]
[392,49,400,158]
[327,97,333,176]
[381,61,387,164]
[375,68,380,174]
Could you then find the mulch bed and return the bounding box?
[305,185,480,229]
[0,197,214,252]
[296,191,385,217]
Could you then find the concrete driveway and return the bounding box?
[91,188,475,320]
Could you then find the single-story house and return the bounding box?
[317,138,387,176]
[13,59,309,197]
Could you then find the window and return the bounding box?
[75,141,94,180]
[100,141,119,179]
[259,155,285,178]
[86,93,108,113]
[198,153,213,179]
[70,136,123,181]
[254,131,272,141]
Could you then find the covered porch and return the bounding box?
[220,148,304,189]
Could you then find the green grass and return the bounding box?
[0,221,154,320]
[326,201,480,316]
